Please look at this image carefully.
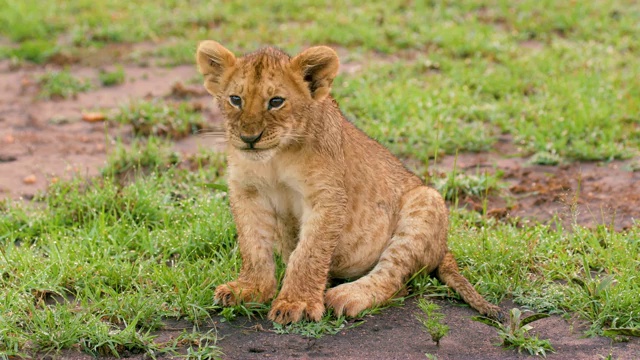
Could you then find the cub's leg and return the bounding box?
[326,186,447,316]
[268,192,346,324]
[214,187,277,306]
[325,186,501,318]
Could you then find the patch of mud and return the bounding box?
[433,144,640,231]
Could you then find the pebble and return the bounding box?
[82,112,106,122]
[23,174,37,184]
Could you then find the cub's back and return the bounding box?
[341,117,422,202]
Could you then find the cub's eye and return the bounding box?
[229,95,242,108]
[268,97,285,110]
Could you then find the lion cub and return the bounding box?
[196,41,501,324]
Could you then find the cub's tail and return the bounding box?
[435,251,503,320]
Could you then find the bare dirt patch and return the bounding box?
[208,299,638,360]
[434,144,640,231]
[0,60,221,200]
[1,60,639,359]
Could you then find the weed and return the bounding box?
[472,308,554,357]
[175,330,223,360]
[38,69,91,99]
[98,66,126,86]
[626,160,640,172]
[529,151,563,166]
[432,169,503,202]
[8,40,58,63]
[415,298,450,346]
[102,136,181,178]
[114,100,206,139]
[218,303,268,323]
[273,313,360,339]
[603,327,640,343]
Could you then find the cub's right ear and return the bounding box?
[196,41,236,95]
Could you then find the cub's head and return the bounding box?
[196,41,339,161]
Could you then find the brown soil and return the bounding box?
[1,59,639,359]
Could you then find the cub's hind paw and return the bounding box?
[325,283,377,318]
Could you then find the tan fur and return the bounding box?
[196,41,502,324]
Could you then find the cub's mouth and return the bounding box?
[240,146,273,152]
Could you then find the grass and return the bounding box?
[2,139,638,357]
[431,168,504,202]
[272,313,359,339]
[472,308,554,357]
[101,136,181,178]
[38,69,92,99]
[415,298,450,346]
[113,100,207,139]
[1,0,640,358]
[98,66,125,86]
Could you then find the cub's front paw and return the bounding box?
[214,281,274,306]
[268,297,324,324]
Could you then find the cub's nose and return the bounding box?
[240,131,263,146]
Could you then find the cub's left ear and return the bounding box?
[291,46,339,100]
[196,40,236,96]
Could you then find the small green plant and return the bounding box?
[9,39,58,63]
[529,151,562,166]
[114,100,206,139]
[217,302,268,323]
[603,327,640,343]
[272,314,359,339]
[472,308,554,357]
[99,66,126,86]
[38,69,91,99]
[174,330,223,360]
[102,137,181,178]
[569,258,617,329]
[415,298,450,346]
[432,170,503,202]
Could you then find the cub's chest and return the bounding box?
[231,159,307,221]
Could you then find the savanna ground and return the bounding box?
[1,1,639,359]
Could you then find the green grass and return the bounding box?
[38,69,92,99]
[431,168,504,202]
[415,298,450,346]
[1,147,232,357]
[113,100,207,139]
[98,66,125,86]
[2,142,638,357]
[101,136,181,178]
[472,308,554,357]
[273,313,359,338]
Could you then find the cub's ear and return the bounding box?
[196,40,236,95]
[291,46,339,100]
